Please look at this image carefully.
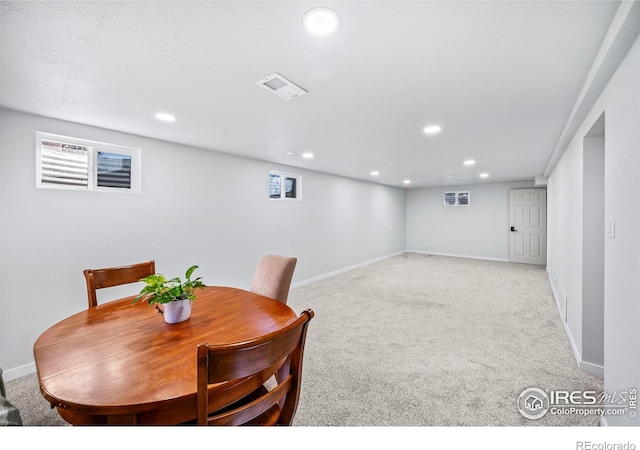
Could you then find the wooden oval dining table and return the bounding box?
[33,286,298,425]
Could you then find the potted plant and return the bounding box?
[134,264,206,324]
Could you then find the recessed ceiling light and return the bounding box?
[286,151,297,156]
[423,125,441,135]
[302,8,340,36]
[302,152,314,159]
[464,159,475,166]
[403,179,411,184]
[371,171,379,176]
[155,113,176,122]
[479,173,489,178]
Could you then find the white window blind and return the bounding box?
[40,140,90,187]
[444,192,457,206]
[97,152,132,189]
[269,172,282,198]
[36,132,141,193]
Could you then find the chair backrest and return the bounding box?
[83,260,155,308]
[197,309,314,426]
[249,254,297,304]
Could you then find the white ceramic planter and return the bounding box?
[163,299,192,324]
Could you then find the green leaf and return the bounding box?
[135,265,205,306]
[185,265,199,280]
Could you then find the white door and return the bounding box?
[509,189,547,265]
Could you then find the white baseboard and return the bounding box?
[4,252,405,380]
[548,274,604,377]
[561,319,584,371]
[580,360,604,376]
[406,249,509,263]
[291,251,405,290]
[2,362,36,382]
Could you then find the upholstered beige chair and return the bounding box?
[249,254,297,304]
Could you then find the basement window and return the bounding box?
[444,191,470,206]
[269,170,301,200]
[36,132,141,193]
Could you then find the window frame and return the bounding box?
[36,132,141,194]
[443,190,470,206]
[268,170,302,201]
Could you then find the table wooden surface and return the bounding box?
[33,286,297,425]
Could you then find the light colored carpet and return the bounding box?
[286,253,603,426]
[6,253,603,426]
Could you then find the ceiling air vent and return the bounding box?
[257,73,307,101]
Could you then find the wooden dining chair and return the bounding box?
[83,260,155,308]
[249,254,297,304]
[197,308,314,426]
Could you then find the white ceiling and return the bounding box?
[0,1,631,188]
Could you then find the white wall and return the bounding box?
[582,135,605,367]
[547,34,640,426]
[547,137,584,358]
[406,181,534,261]
[0,109,406,378]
